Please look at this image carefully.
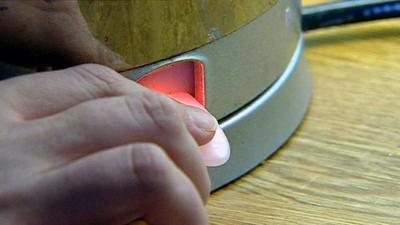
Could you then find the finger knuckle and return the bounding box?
[126,144,198,202]
[127,143,172,189]
[125,91,183,132]
[67,100,105,136]
[71,100,96,122]
[67,64,126,96]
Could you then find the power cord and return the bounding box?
[302,0,400,31]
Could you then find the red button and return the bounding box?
[138,61,230,166]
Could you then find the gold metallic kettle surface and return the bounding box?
[77,0,278,68]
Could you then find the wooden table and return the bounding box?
[207,1,400,224]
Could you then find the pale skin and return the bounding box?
[0,1,215,225]
[0,64,215,225]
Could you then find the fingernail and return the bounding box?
[200,126,230,167]
[186,107,218,132]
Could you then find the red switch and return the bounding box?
[137,61,230,166]
[137,61,205,106]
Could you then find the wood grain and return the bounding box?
[77,0,277,67]
[205,0,400,224]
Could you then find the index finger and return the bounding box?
[0,64,141,120]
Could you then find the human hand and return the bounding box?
[0,0,131,71]
[0,64,216,225]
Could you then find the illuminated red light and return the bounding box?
[137,60,205,106]
[137,60,230,166]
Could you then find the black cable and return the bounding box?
[302,0,400,31]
